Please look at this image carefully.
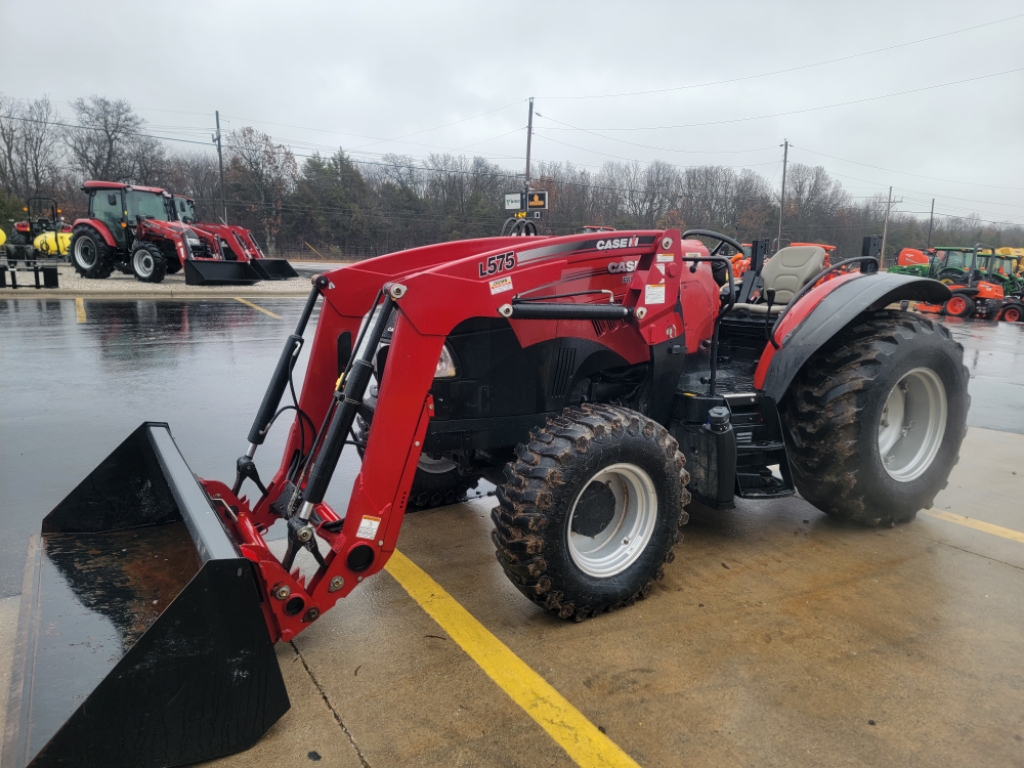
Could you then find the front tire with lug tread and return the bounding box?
[491,403,690,621]
[782,310,969,527]
[131,241,167,283]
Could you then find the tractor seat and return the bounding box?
[731,246,828,315]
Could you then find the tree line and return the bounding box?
[2,94,1021,262]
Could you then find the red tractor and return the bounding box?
[12,228,969,767]
[168,194,298,280]
[67,181,258,285]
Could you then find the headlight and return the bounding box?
[435,344,457,378]
[186,235,201,246]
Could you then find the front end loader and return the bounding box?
[169,195,298,280]
[5,229,969,767]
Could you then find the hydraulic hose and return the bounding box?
[247,278,324,447]
[300,293,397,512]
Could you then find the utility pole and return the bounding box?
[524,97,534,200]
[214,111,227,225]
[880,186,893,262]
[777,139,788,249]
[926,198,935,248]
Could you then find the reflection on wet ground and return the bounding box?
[944,318,1024,434]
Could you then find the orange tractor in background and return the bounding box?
[915,242,1022,320]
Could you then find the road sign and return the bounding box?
[527,191,548,210]
[504,193,522,210]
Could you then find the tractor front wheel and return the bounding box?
[407,455,480,511]
[69,226,114,279]
[943,294,974,318]
[782,311,969,526]
[1001,304,1023,323]
[491,403,689,621]
[131,242,167,283]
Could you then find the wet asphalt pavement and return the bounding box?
[0,299,1022,598]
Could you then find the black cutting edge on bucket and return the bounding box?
[249,258,299,280]
[1,423,289,768]
[184,259,262,286]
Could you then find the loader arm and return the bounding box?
[206,230,697,642]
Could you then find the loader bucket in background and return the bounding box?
[2,423,289,768]
[184,259,261,286]
[249,258,299,280]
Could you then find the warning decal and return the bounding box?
[356,515,382,540]
[490,276,514,295]
[656,253,674,263]
[645,284,666,305]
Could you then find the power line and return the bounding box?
[792,145,1024,192]
[536,12,1024,99]
[538,68,1024,132]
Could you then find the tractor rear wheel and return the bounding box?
[130,242,167,283]
[782,311,969,526]
[69,226,114,279]
[7,233,27,265]
[943,294,974,318]
[491,403,689,621]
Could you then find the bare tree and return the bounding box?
[0,95,64,200]
[66,96,165,184]
[226,127,298,255]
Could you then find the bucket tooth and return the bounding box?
[2,423,289,768]
[184,260,261,286]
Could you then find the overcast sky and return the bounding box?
[2,0,1023,225]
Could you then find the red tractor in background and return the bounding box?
[168,194,298,279]
[12,227,970,767]
[68,181,259,285]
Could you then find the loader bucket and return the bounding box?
[183,259,261,286]
[2,423,289,768]
[249,258,298,280]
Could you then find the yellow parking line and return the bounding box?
[75,298,86,323]
[385,550,640,768]
[923,508,1024,544]
[234,297,281,319]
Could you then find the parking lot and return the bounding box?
[1,295,1022,767]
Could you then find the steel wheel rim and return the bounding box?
[947,296,967,315]
[134,249,154,278]
[74,238,96,268]
[418,454,458,475]
[567,463,658,578]
[1005,307,1021,322]
[878,367,947,482]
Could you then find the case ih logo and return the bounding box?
[607,260,638,274]
[596,236,639,251]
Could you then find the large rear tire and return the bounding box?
[7,233,27,266]
[781,311,969,526]
[131,241,167,283]
[69,225,114,279]
[491,403,689,621]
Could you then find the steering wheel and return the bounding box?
[681,229,746,259]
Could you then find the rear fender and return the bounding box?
[72,217,118,247]
[755,273,951,402]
